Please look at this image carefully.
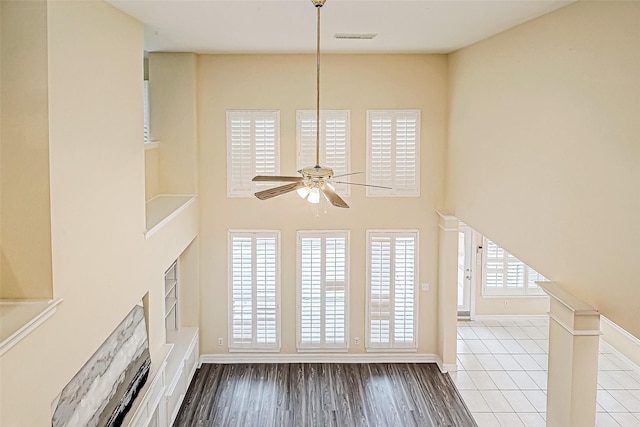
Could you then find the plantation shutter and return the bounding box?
[298,232,348,350]
[229,231,280,350]
[366,110,420,196]
[367,231,417,350]
[227,111,280,197]
[296,110,350,194]
[482,238,547,296]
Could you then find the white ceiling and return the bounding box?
[107,0,574,54]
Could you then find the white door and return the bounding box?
[457,225,472,317]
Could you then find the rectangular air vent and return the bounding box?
[334,33,377,40]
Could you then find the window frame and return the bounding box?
[296,230,350,352]
[227,230,281,352]
[366,229,419,352]
[481,237,548,297]
[296,110,351,196]
[366,110,421,197]
[226,110,280,198]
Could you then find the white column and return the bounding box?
[538,282,600,427]
[436,212,459,372]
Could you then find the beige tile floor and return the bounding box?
[451,318,640,427]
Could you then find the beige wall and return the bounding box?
[145,146,160,200]
[0,1,151,424]
[197,54,448,354]
[148,52,198,196]
[0,0,53,299]
[447,1,640,337]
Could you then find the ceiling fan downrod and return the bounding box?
[313,0,325,168]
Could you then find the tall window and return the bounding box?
[482,238,547,296]
[226,111,280,197]
[297,231,349,351]
[366,110,420,197]
[228,231,280,351]
[366,230,418,350]
[297,110,350,195]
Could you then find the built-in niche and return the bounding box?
[143,52,198,237]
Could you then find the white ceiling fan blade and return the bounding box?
[252,175,303,182]
[254,181,307,200]
[329,180,392,190]
[331,171,364,179]
[320,183,349,208]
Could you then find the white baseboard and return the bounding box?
[200,353,439,365]
[601,316,640,368]
[434,355,458,373]
[471,314,548,322]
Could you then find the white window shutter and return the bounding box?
[367,110,420,197]
[296,110,350,195]
[367,230,418,350]
[229,231,280,351]
[482,237,548,296]
[227,111,280,197]
[369,235,392,346]
[298,231,349,350]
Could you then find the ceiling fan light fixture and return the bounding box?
[307,188,321,204]
[296,187,311,200]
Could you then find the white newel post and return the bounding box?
[538,282,600,427]
[436,212,459,372]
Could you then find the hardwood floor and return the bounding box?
[174,363,476,426]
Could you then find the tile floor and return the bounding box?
[451,318,640,427]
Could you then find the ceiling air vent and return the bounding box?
[334,33,377,40]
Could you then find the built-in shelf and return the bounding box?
[164,261,179,333]
[123,343,172,427]
[0,298,63,357]
[145,194,196,239]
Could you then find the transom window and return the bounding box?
[482,237,547,296]
[226,111,280,197]
[297,231,349,351]
[366,110,420,197]
[228,230,280,351]
[366,230,418,351]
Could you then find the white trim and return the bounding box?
[366,229,419,351]
[366,109,421,197]
[0,298,63,357]
[296,110,351,196]
[599,340,640,370]
[435,355,458,373]
[548,313,602,337]
[538,281,599,315]
[226,110,280,198]
[200,352,438,364]
[144,194,197,239]
[472,314,549,322]
[601,315,640,348]
[144,141,159,150]
[296,230,350,351]
[227,230,281,351]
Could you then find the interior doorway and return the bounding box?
[457,223,473,318]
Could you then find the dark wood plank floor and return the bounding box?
[174,363,476,427]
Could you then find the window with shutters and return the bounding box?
[297,231,349,351]
[297,110,350,195]
[226,111,280,197]
[366,230,418,351]
[482,237,548,296]
[366,110,420,197]
[228,230,280,351]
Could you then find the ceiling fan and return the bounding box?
[251,0,389,209]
